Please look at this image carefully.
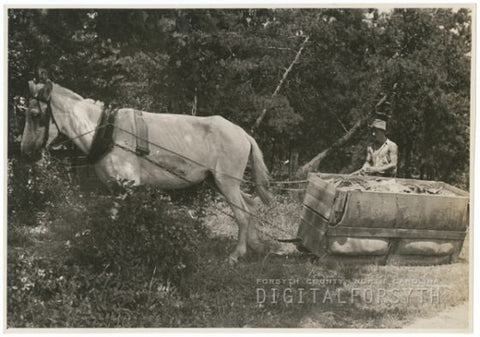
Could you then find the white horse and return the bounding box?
[21,79,272,264]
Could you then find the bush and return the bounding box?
[7,157,74,228]
[69,182,207,286]
[8,159,209,327]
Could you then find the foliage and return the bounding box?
[8,159,208,327]
[8,8,471,186]
[7,157,74,228]
[7,154,471,328]
[8,221,469,328]
[378,9,471,185]
[69,183,207,285]
[6,8,472,328]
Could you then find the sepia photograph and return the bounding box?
[4,4,475,332]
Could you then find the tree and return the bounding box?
[8,8,471,187]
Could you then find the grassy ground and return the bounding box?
[203,193,470,329]
[7,191,470,328]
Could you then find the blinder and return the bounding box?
[28,80,60,147]
[29,97,52,148]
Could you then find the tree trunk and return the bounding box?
[270,138,276,172]
[191,88,197,116]
[289,150,299,180]
[296,115,369,178]
[296,83,397,179]
[251,36,310,134]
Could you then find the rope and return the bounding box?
[19,121,308,190]
[115,126,252,185]
[35,122,304,240]
[270,187,307,192]
[204,200,282,241]
[270,180,308,184]
[48,125,106,151]
[269,179,308,192]
[114,142,295,239]
[113,125,308,191]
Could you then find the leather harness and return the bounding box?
[85,106,119,163]
[33,93,149,164]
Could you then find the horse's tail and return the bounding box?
[247,134,273,205]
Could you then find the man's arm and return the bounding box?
[361,146,373,170]
[351,147,373,175]
[365,143,398,173]
[350,147,374,175]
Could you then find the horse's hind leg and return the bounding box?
[241,192,265,253]
[214,179,251,264]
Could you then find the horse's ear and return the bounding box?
[28,79,52,101]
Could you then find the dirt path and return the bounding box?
[403,302,470,330]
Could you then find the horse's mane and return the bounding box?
[53,83,84,101]
[84,98,105,108]
[53,83,105,109]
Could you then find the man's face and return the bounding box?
[371,128,385,143]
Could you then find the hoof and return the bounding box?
[248,241,265,254]
[227,255,238,266]
[295,242,311,254]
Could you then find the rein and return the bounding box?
[31,98,299,241]
[32,96,55,148]
[33,95,62,141]
[32,90,117,163]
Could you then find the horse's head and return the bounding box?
[20,80,54,161]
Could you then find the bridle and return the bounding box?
[30,84,62,148]
[29,79,116,161]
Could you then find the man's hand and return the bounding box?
[364,166,378,174]
[367,146,374,157]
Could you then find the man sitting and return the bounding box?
[358,117,398,177]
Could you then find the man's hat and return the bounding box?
[370,111,388,131]
[370,119,387,131]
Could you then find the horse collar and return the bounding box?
[85,106,119,164]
